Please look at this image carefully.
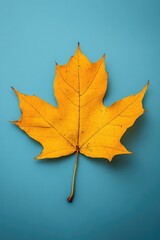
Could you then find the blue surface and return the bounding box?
[0,0,160,239]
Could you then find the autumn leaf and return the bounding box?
[12,43,149,202]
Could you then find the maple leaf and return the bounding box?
[12,43,148,202]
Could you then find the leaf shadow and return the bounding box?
[85,153,133,172]
[121,111,149,149]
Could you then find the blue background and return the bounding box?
[0,0,160,239]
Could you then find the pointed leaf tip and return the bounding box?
[9,120,14,124]
[11,86,16,92]
[11,86,18,94]
[76,42,81,52]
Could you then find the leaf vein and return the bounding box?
[20,95,75,148]
[80,91,143,148]
[80,56,104,96]
[57,65,78,93]
[59,86,78,107]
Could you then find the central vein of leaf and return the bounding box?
[76,51,80,150]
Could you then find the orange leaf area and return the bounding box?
[12,44,148,162]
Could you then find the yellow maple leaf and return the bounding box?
[12,43,149,202]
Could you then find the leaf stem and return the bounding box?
[67,148,79,202]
